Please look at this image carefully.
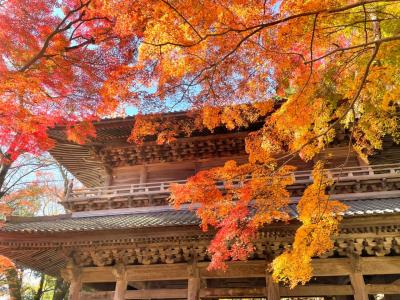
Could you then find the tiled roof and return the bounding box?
[341,197,400,216]
[2,197,400,233]
[287,197,400,217]
[2,210,199,233]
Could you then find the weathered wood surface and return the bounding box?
[265,273,280,300]
[112,264,127,300]
[80,291,114,300]
[61,263,82,300]
[67,272,81,300]
[281,285,354,296]
[187,262,200,300]
[80,257,400,283]
[200,287,265,298]
[367,283,400,294]
[201,285,354,297]
[125,289,187,299]
[79,283,400,299]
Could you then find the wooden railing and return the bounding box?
[65,163,400,203]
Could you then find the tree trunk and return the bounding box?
[5,267,22,300]
[33,273,45,300]
[0,160,12,198]
[53,278,69,300]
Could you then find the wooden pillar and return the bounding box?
[112,264,127,300]
[61,261,81,300]
[68,277,82,300]
[139,165,147,184]
[105,166,113,186]
[350,256,368,300]
[265,260,280,300]
[350,272,368,300]
[187,260,200,300]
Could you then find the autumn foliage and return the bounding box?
[171,161,294,269]
[1,0,400,287]
[271,162,347,287]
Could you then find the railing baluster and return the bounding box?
[65,163,400,205]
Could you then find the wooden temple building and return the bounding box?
[1,113,400,299]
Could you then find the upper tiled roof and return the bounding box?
[2,197,400,233]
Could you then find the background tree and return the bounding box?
[0,155,70,299]
[1,0,400,287]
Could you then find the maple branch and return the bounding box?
[69,20,85,41]
[248,39,306,61]
[304,34,399,64]
[277,43,381,163]
[19,1,91,72]
[0,162,12,198]
[296,13,318,100]
[65,38,96,52]
[146,0,400,49]
[362,4,369,44]
[320,17,398,31]
[327,110,357,197]
[334,47,374,78]
[160,0,202,39]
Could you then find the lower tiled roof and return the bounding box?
[287,197,400,217]
[2,197,400,233]
[2,210,199,233]
[342,197,400,216]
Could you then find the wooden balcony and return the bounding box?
[63,163,400,212]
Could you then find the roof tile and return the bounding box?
[2,197,399,233]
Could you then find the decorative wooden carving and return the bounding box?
[98,134,247,167]
[68,235,400,268]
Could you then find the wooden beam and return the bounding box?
[112,264,127,300]
[366,284,400,294]
[80,291,114,300]
[200,287,265,298]
[80,257,400,283]
[78,283,400,299]
[200,285,355,298]
[361,256,400,275]
[126,264,189,281]
[280,285,353,296]
[125,289,187,299]
[199,261,268,279]
[311,258,353,276]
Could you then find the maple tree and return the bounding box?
[0,0,132,271]
[1,0,400,287]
